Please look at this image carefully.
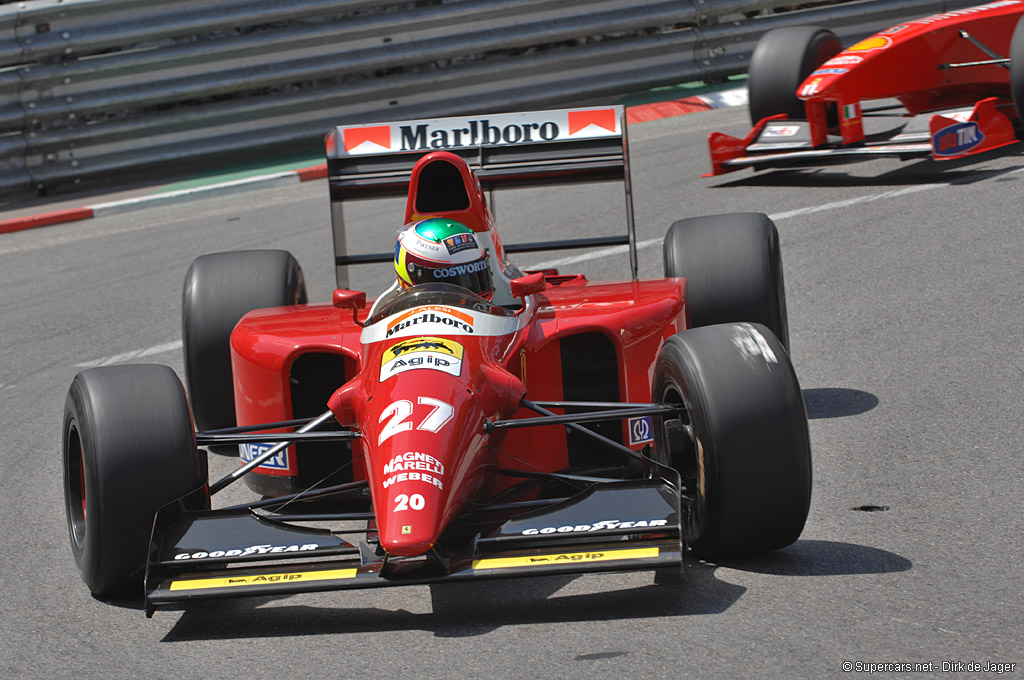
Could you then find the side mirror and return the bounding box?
[510,272,546,299]
[332,289,366,310]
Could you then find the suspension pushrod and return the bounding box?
[940,58,1009,69]
[487,403,678,430]
[531,400,670,409]
[209,410,336,495]
[197,431,359,445]
[500,469,624,484]
[258,512,375,522]
[219,480,369,511]
[200,417,316,435]
[954,29,1009,69]
[512,399,650,462]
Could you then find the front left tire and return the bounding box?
[652,324,811,558]
[664,212,790,351]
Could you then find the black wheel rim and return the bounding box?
[658,382,698,503]
[65,424,87,550]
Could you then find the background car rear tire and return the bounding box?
[1010,16,1024,121]
[182,249,307,438]
[747,25,841,126]
[63,364,209,598]
[652,324,811,558]
[663,212,789,351]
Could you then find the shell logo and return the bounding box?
[847,36,892,52]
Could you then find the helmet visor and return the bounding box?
[404,253,492,295]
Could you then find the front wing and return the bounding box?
[705,98,1018,176]
[145,480,682,616]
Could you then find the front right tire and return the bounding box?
[182,249,307,436]
[1010,16,1024,122]
[63,364,209,597]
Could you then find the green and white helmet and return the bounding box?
[394,218,493,298]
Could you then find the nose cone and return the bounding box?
[376,450,449,557]
[328,350,525,559]
[364,378,489,559]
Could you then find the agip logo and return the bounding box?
[380,336,465,381]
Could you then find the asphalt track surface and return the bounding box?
[1,105,1022,678]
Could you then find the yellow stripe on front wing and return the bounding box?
[169,568,357,591]
[473,547,659,570]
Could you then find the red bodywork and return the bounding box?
[230,152,687,558]
[707,1,1024,175]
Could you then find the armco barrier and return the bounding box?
[0,0,979,195]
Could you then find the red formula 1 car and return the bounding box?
[706,1,1024,175]
[62,107,812,616]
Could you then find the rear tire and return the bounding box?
[63,365,209,597]
[747,26,841,125]
[182,250,307,437]
[664,212,789,351]
[652,324,811,558]
[1010,16,1024,122]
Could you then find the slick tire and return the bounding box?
[182,250,307,440]
[652,325,811,558]
[63,364,209,598]
[663,212,789,352]
[747,25,841,126]
[1010,16,1024,122]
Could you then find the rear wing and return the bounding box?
[325,106,637,287]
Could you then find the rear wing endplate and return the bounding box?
[325,106,637,286]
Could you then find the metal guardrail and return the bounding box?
[0,0,979,196]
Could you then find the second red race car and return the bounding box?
[61,106,812,616]
[706,0,1024,175]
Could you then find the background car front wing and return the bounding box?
[707,98,1018,175]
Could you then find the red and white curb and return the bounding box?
[1,89,744,236]
[627,89,747,123]
[0,164,328,236]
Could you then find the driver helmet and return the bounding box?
[394,218,493,298]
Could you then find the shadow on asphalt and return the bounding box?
[712,539,912,577]
[157,539,909,641]
[803,387,879,419]
[158,563,742,642]
[707,146,1024,188]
